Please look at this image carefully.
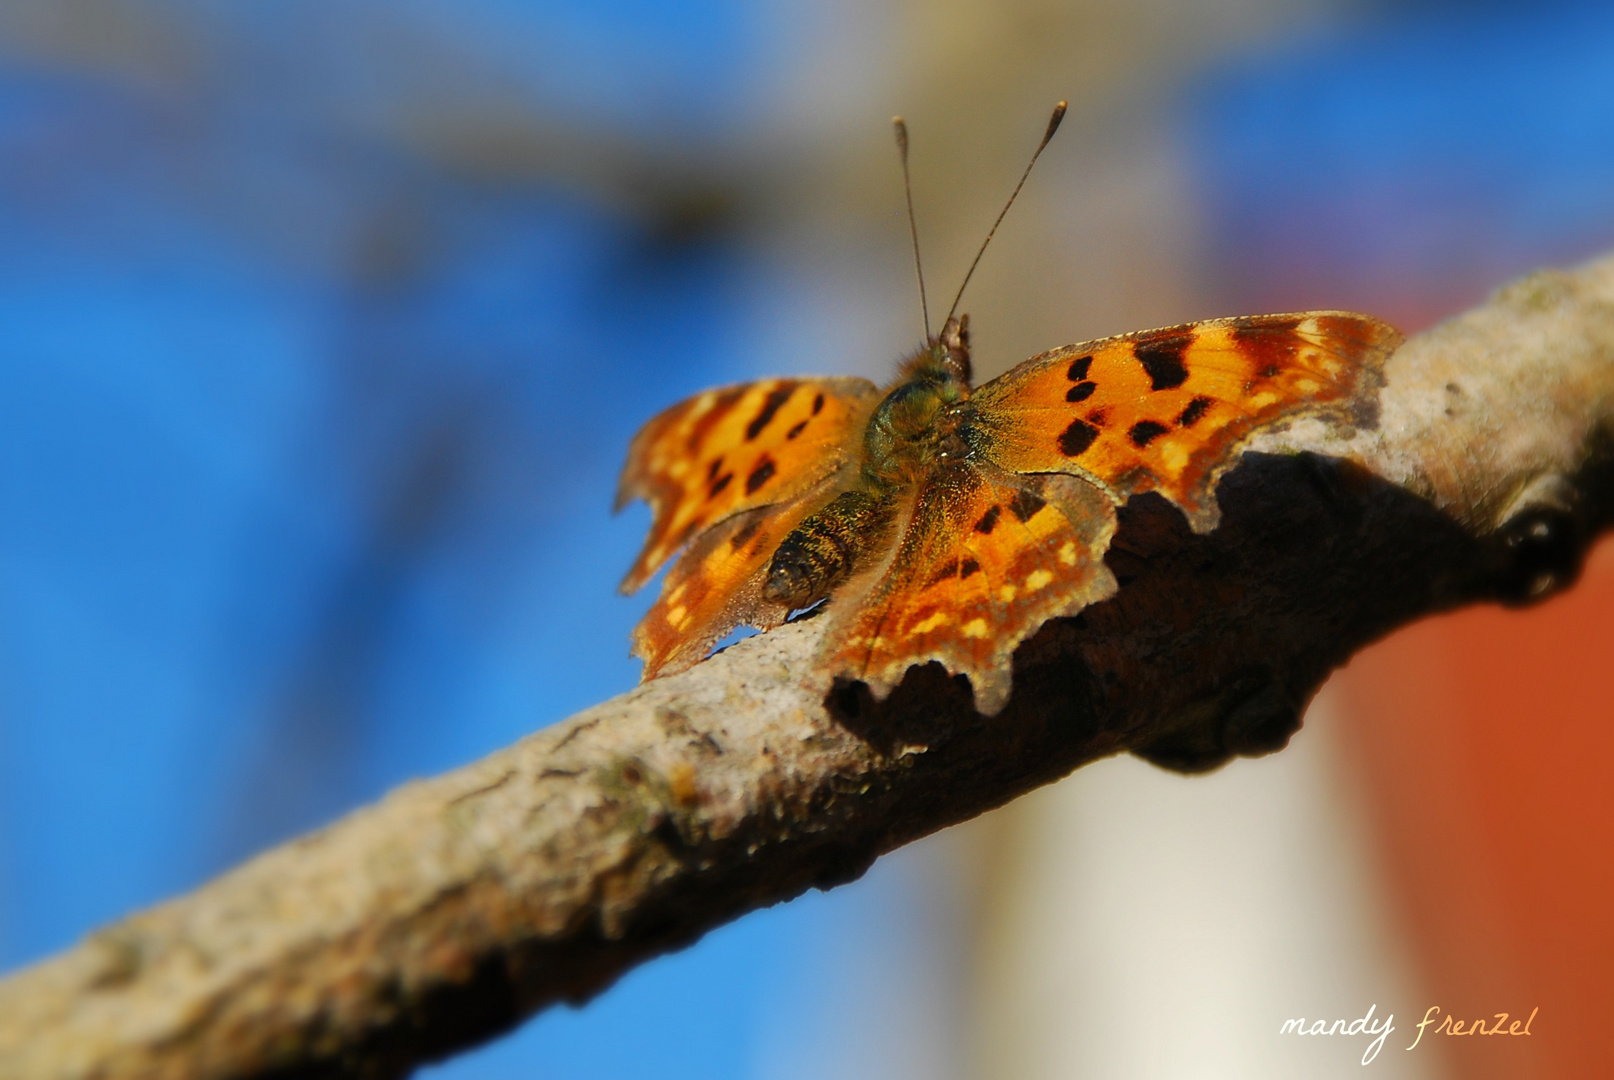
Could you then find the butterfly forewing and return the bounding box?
[617,376,881,592]
[969,312,1402,530]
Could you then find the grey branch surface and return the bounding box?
[5,257,1614,1080]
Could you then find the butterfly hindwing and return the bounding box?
[825,465,1117,715]
[969,312,1402,530]
[617,376,881,593]
[631,473,848,678]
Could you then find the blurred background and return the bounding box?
[1,1,1612,1076]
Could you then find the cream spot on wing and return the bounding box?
[1162,442,1190,475]
[1247,391,1278,409]
[1058,541,1077,566]
[998,584,1018,602]
[1294,377,1320,393]
[1025,569,1053,593]
[962,618,990,639]
[690,393,716,417]
[667,604,687,626]
[668,459,689,479]
[668,582,687,603]
[911,611,950,634]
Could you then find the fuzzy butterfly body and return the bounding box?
[617,309,1401,714]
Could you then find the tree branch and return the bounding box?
[4,256,1614,1080]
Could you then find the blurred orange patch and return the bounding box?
[1339,537,1614,1079]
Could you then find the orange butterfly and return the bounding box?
[616,106,1401,714]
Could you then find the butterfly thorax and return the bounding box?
[761,317,974,611]
[863,370,968,484]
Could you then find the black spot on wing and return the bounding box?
[708,473,733,498]
[1058,418,1100,457]
[974,505,1001,534]
[812,392,825,415]
[707,456,725,480]
[959,557,981,579]
[1066,355,1092,381]
[746,385,795,440]
[1129,420,1169,447]
[1134,334,1190,390]
[1007,489,1046,522]
[745,458,776,494]
[1065,381,1096,403]
[1177,397,1212,427]
[786,419,808,439]
[927,559,961,587]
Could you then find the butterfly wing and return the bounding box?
[825,465,1117,715]
[631,471,850,678]
[968,312,1401,530]
[617,376,881,593]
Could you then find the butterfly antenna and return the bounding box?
[893,116,931,342]
[943,100,1067,327]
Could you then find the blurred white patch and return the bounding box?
[966,681,1448,1079]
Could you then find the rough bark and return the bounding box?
[3,256,1614,1080]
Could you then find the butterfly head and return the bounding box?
[864,314,974,486]
[900,313,971,387]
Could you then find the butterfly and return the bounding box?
[615,106,1402,715]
